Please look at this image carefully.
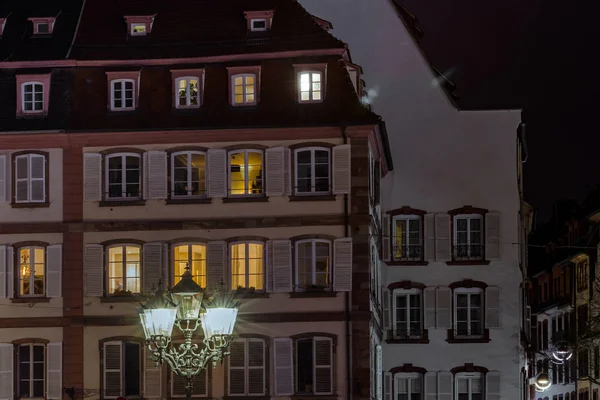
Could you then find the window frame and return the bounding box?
[106,244,142,295]
[130,23,147,36]
[250,19,268,31]
[17,246,46,298]
[297,71,324,103]
[101,339,143,399]
[13,152,47,204]
[20,81,45,114]
[17,342,46,398]
[293,147,331,195]
[227,149,264,197]
[294,239,332,291]
[110,79,136,111]
[105,152,142,200]
[170,151,207,198]
[392,288,423,339]
[453,213,484,261]
[392,214,423,261]
[455,372,484,400]
[229,241,265,291]
[453,288,484,338]
[230,73,258,106]
[227,337,267,396]
[394,372,423,400]
[172,243,207,288]
[294,336,334,396]
[174,76,201,109]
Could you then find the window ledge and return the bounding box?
[107,109,138,115]
[224,397,269,400]
[387,261,429,266]
[223,196,269,203]
[166,198,212,205]
[11,297,50,304]
[234,292,270,299]
[101,295,145,303]
[11,202,50,208]
[386,338,430,344]
[99,200,147,207]
[289,291,337,298]
[289,195,336,202]
[446,260,491,266]
[291,395,338,400]
[16,113,48,119]
[446,329,491,343]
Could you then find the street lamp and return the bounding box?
[139,265,239,400]
[532,340,574,392]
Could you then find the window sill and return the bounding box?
[224,396,269,400]
[223,196,269,203]
[289,195,336,202]
[291,395,337,399]
[11,202,50,208]
[446,260,491,266]
[234,292,270,299]
[99,200,147,207]
[387,261,429,266]
[101,295,145,303]
[16,113,48,119]
[446,329,491,343]
[166,198,212,205]
[386,338,430,344]
[107,109,138,114]
[11,297,50,304]
[289,291,337,298]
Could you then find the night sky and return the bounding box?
[400,0,594,222]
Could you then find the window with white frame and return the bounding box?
[393,289,422,338]
[107,244,141,294]
[18,246,46,297]
[171,151,206,197]
[454,214,484,260]
[102,340,142,398]
[298,71,322,102]
[110,79,135,110]
[105,153,141,199]
[456,372,483,400]
[228,338,266,396]
[18,343,45,397]
[14,152,46,203]
[130,23,146,35]
[175,77,200,108]
[392,215,422,261]
[231,74,256,105]
[173,244,207,288]
[395,373,422,400]
[454,288,484,337]
[250,19,267,31]
[295,239,331,290]
[230,241,264,290]
[229,150,263,196]
[21,82,44,113]
[296,337,333,395]
[294,147,330,194]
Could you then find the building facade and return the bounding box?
[0,1,392,399]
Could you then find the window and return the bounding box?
[37,23,49,33]
[453,214,483,260]
[228,338,266,396]
[175,77,200,108]
[454,288,483,337]
[296,337,333,395]
[171,151,206,197]
[294,147,330,194]
[298,72,322,102]
[577,260,588,290]
[230,242,263,290]
[228,150,263,196]
[21,82,44,113]
[295,239,331,290]
[29,18,55,35]
[231,74,256,105]
[393,215,422,261]
[395,373,422,400]
[173,244,206,288]
[131,24,146,35]
[107,245,141,294]
[110,79,135,110]
[14,153,46,203]
[251,19,267,31]
[106,153,141,199]
[456,373,483,400]
[393,289,422,339]
[102,341,141,398]
[18,247,45,297]
[17,343,45,397]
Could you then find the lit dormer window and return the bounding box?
[124,15,156,36]
[28,17,55,35]
[0,18,6,36]
[243,10,274,32]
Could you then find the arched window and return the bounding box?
[106,244,141,294]
[455,372,483,400]
[230,241,264,290]
[172,243,207,288]
[105,153,142,199]
[295,239,331,290]
[175,77,200,108]
[171,151,207,197]
[395,372,422,400]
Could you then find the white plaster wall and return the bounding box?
[0,327,63,343]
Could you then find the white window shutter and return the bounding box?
[46,244,62,298]
[83,153,102,202]
[383,372,392,400]
[207,149,227,198]
[143,243,164,294]
[0,245,6,299]
[382,214,391,262]
[6,246,13,299]
[284,148,292,195]
[146,151,167,200]
[485,212,501,260]
[103,341,122,397]
[15,156,29,202]
[486,371,501,400]
[314,337,333,395]
[424,371,437,400]
[272,240,292,292]
[333,238,352,292]
[434,213,451,262]
[437,371,453,400]
[144,348,161,399]
[273,338,293,395]
[382,288,390,333]
[332,144,351,194]
[424,213,436,261]
[30,155,45,202]
[266,241,274,292]
[228,340,246,395]
[46,342,62,399]
[207,241,226,291]
[265,147,285,196]
[0,155,6,203]
[424,287,436,329]
[248,340,266,395]
[142,152,149,200]
[436,286,452,329]
[376,345,382,400]
[486,286,501,328]
[84,244,104,297]
[0,343,14,400]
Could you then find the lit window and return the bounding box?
[175,77,200,108]
[231,74,256,105]
[393,289,423,339]
[110,79,135,110]
[21,82,44,113]
[171,151,206,197]
[14,153,46,203]
[456,372,483,400]
[395,373,422,400]
[454,214,483,260]
[454,288,484,338]
[230,242,264,290]
[294,147,330,194]
[131,24,146,35]
[295,239,331,289]
[173,244,207,288]
[105,153,141,199]
[19,247,45,297]
[251,19,267,31]
[298,72,322,102]
[18,344,45,397]
[107,245,141,294]
[393,215,422,261]
[228,150,263,196]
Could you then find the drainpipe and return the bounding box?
[341,123,352,400]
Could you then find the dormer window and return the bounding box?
[131,24,146,35]
[243,10,274,32]
[28,17,55,35]
[0,18,6,36]
[124,15,155,36]
[251,19,267,31]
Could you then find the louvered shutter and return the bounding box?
[104,341,122,398]
[272,240,292,292]
[424,213,436,261]
[144,347,161,399]
[266,241,274,292]
[382,288,391,334]
[274,338,293,395]
[424,372,437,400]
[0,343,13,400]
[142,152,149,199]
[146,151,167,200]
[333,238,352,292]
[30,154,45,202]
[6,246,13,299]
[0,155,6,203]
[438,371,452,400]
[266,147,285,196]
[207,149,226,198]
[83,153,102,201]
[436,286,452,329]
[207,241,226,291]
[485,212,501,260]
[384,372,392,400]
[143,243,164,293]
[248,340,265,395]
[228,340,246,395]
[382,214,391,262]
[284,148,292,195]
[424,287,436,329]
[376,345,382,400]
[47,342,62,399]
[332,144,351,194]
[314,337,333,395]
[46,244,62,298]
[0,246,6,299]
[486,286,501,328]
[84,244,104,297]
[486,371,501,400]
[172,368,206,396]
[15,155,29,202]
[434,213,451,261]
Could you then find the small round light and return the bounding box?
[534,372,551,392]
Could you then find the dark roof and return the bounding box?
[69,0,346,60]
[0,0,84,61]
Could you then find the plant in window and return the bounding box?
[228,150,263,196]
[176,77,200,108]
[107,245,141,294]
[295,148,330,194]
[19,247,45,297]
[295,240,331,290]
[230,242,264,290]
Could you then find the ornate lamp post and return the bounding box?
[139,266,239,400]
